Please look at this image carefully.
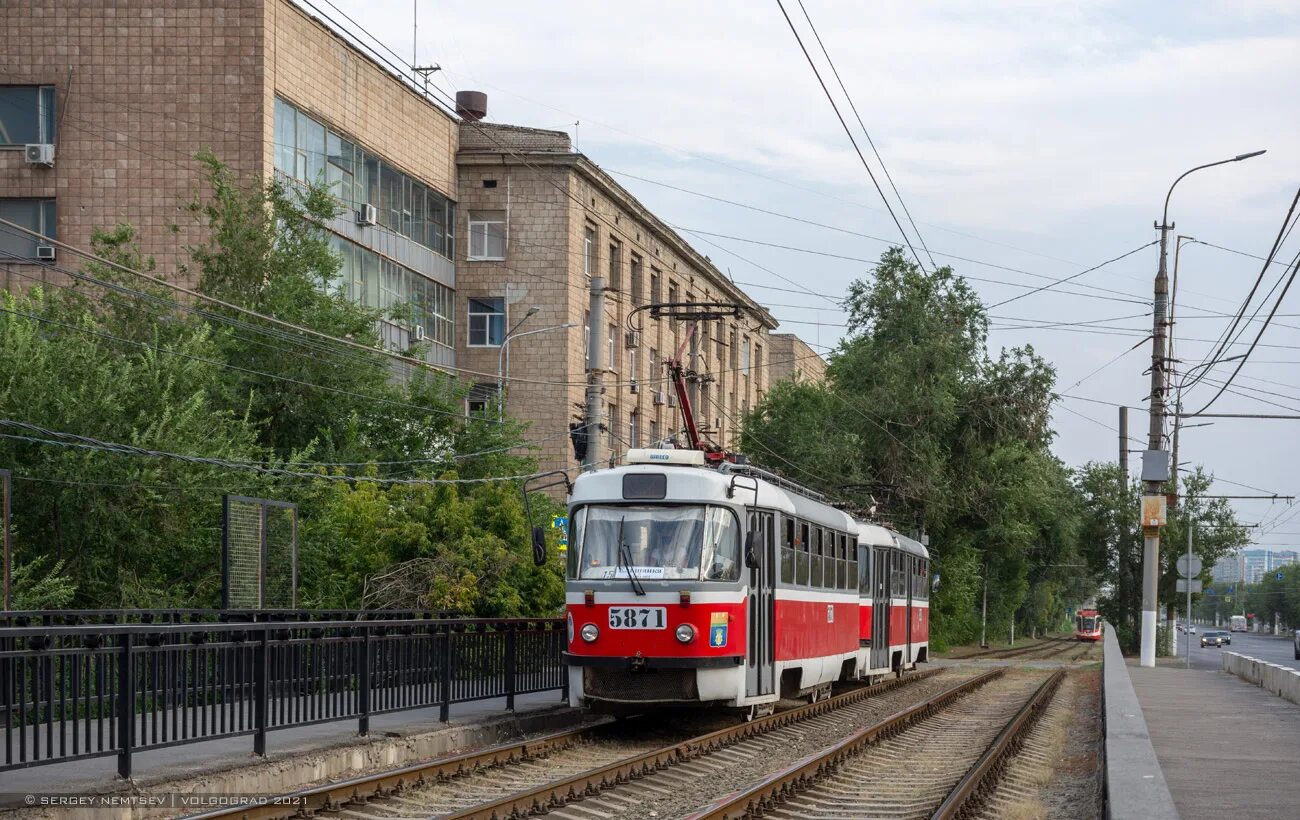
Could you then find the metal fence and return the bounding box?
[222,495,298,609]
[0,614,566,777]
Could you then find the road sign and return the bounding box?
[1176,555,1202,577]
[1176,579,1202,594]
[1227,586,1235,595]
[1206,587,1215,596]
[1278,572,1285,581]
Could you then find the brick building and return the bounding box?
[1,0,460,367]
[456,122,779,473]
[767,333,827,384]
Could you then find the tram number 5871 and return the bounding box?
[608,607,667,629]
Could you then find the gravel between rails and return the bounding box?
[535,668,980,820]
[760,671,1052,820]
[333,719,718,819]
[974,670,1103,820]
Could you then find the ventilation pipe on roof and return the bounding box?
[456,90,488,121]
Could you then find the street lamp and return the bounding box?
[497,321,578,421]
[1140,149,1266,669]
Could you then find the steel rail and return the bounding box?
[931,668,1067,819]
[184,669,939,820]
[180,721,610,820]
[440,669,940,820]
[685,668,1006,820]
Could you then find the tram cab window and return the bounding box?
[570,504,739,581]
[857,546,870,594]
[780,517,795,584]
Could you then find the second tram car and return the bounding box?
[561,448,930,713]
[1075,609,1102,641]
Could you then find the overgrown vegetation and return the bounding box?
[742,249,1248,651]
[0,156,563,615]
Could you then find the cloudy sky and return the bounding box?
[319,0,1300,548]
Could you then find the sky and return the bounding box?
[315,0,1300,550]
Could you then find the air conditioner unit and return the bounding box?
[24,143,55,167]
[629,380,638,395]
[625,330,641,349]
[356,203,378,226]
[667,392,678,407]
[36,245,56,261]
[653,390,667,406]
[412,324,426,342]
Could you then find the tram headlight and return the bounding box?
[580,623,600,643]
[675,623,697,644]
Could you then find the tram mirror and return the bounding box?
[531,526,547,566]
[744,531,760,569]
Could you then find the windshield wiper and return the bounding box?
[616,516,646,597]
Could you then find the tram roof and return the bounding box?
[570,463,856,531]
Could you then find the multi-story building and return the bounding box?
[1212,553,1243,585]
[1,0,460,367]
[455,120,778,473]
[767,333,827,384]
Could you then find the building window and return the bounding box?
[668,281,678,305]
[648,347,658,376]
[0,198,56,259]
[468,211,506,260]
[649,419,660,447]
[629,411,640,449]
[584,310,591,367]
[273,96,455,260]
[0,86,56,145]
[628,346,637,382]
[754,343,763,379]
[607,324,618,369]
[607,403,619,448]
[466,383,499,415]
[608,241,622,291]
[650,270,661,304]
[583,224,597,278]
[468,297,505,346]
[630,254,643,305]
[328,236,454,352]
[729,330,739,369]
[742,338,751,375]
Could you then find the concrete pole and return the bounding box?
[584,276,607,472]
[1141,219,1171,668]
[1186,523,1193,671]
[980,569,988,648]
[688,322,700,424]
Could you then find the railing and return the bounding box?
[0,615,567,777]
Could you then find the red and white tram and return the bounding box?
[559,447,930,713]
[855,524,929,680]
[1075,609,1102,642]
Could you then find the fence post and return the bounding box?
[505,624,517,712]
[559,625,570,704]
[439,626,452,723]
[357,626,371,736]
[116,631,134,779]
[253,626,268,756]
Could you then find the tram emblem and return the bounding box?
[709,612,728,647]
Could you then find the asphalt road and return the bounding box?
[1177,628,1300,671]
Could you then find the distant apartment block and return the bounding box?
[767,333,827,384]
[1217,549,1298,584]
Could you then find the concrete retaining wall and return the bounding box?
[1102,623,1179,820]
[1222,651,1300,705]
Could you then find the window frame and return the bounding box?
[0,85,57,147]
[0,197,56,259]
[467,210,507,261]
[467,296,506,347]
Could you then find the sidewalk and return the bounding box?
[0,691,580,805]
[1128,660,1300,820]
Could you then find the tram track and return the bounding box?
[688,667,1065,820]
[186,669,944,820]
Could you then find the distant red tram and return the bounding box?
[1075,609,1102,641]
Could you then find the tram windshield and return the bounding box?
[1079,616,1097,631]
[570,504,740,582]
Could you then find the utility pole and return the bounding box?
[584,276,607,472]
[687,323,701,423]
[1118,406,1132,630]
[1118,406,1128,483]
[1140,213,1171,669]
[980,566,988,648]
[1185,522,1193,671]
[1140,149,1266,669]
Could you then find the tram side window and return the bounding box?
[811,527,824,588]
[796,520,810,586]
[780,516,795,585]
[845,536,856,591]
[920,559,929,600]
[858,545,870,594]
[891,551,903,597]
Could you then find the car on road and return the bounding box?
[1294,629,1299,661]
[1200,631,1227,648]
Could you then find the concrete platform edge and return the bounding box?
[1221,650,1300,705]
[1102,623,1179,820]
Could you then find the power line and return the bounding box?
[986,242,1158,309]
[0,419,555,485]
[774,0,929,272]
[793,0,935,269]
